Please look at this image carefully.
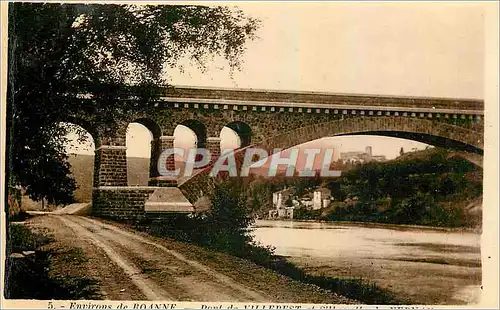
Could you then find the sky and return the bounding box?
[65,2,485,159]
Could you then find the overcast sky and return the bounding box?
[66,2,485,159]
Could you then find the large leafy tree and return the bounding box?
[6,3,259,205]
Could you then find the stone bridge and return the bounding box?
[73,86,483,221]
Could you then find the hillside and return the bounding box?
[67,154,152,202]
[67,154,94,202]
[296,148,483,228]
[21,155,151,209]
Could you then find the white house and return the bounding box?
[312,188,332,210]
[269,189,294,219]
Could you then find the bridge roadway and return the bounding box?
[161,86,483,115]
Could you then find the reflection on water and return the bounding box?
[253,220,482,305]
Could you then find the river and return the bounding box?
[253,220,481,305]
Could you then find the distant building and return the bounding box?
[365,146,372,160]
[372,155,387,162]
[340,151,366,164]
[340,145,386,164]
[269,188,294,219]
[313,191,322,210]
[299,197,313,208]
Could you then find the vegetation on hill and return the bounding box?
[296,148,482,227]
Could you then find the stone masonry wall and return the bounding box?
[91,188,155,221]
[93,147,128,187]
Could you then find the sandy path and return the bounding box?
[26,215,146,300]
[56,216,172,300]
[55,215,270,302]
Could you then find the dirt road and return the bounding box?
[54,215,268,301]
[27,215,352,303]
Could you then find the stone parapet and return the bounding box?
[163,86,484,112]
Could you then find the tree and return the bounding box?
[6,3,259,205]
[202,180,255,251]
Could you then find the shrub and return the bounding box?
[150,180,254,255]
[4,224,100,299]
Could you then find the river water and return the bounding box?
[252,220,482,305]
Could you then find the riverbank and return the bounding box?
[258,218,482,233]
[255,148,482,229]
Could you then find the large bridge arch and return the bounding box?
[257,116,483,155]
[179,116,483,204]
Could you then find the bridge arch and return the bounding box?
[176,119,207,149]
[126,118,163,185]
[225,121,252,148]
[220,121,252,151]
[59,122,97,154]
[61,117,100,147]
[58,121,97,203]
[179,116,483,204]
[257,117,483,155]
[130,117,163,139]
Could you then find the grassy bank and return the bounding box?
[142,181,404,305]
[146,219,403,304]
[235,245,404,304]
[4,223,101,299]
